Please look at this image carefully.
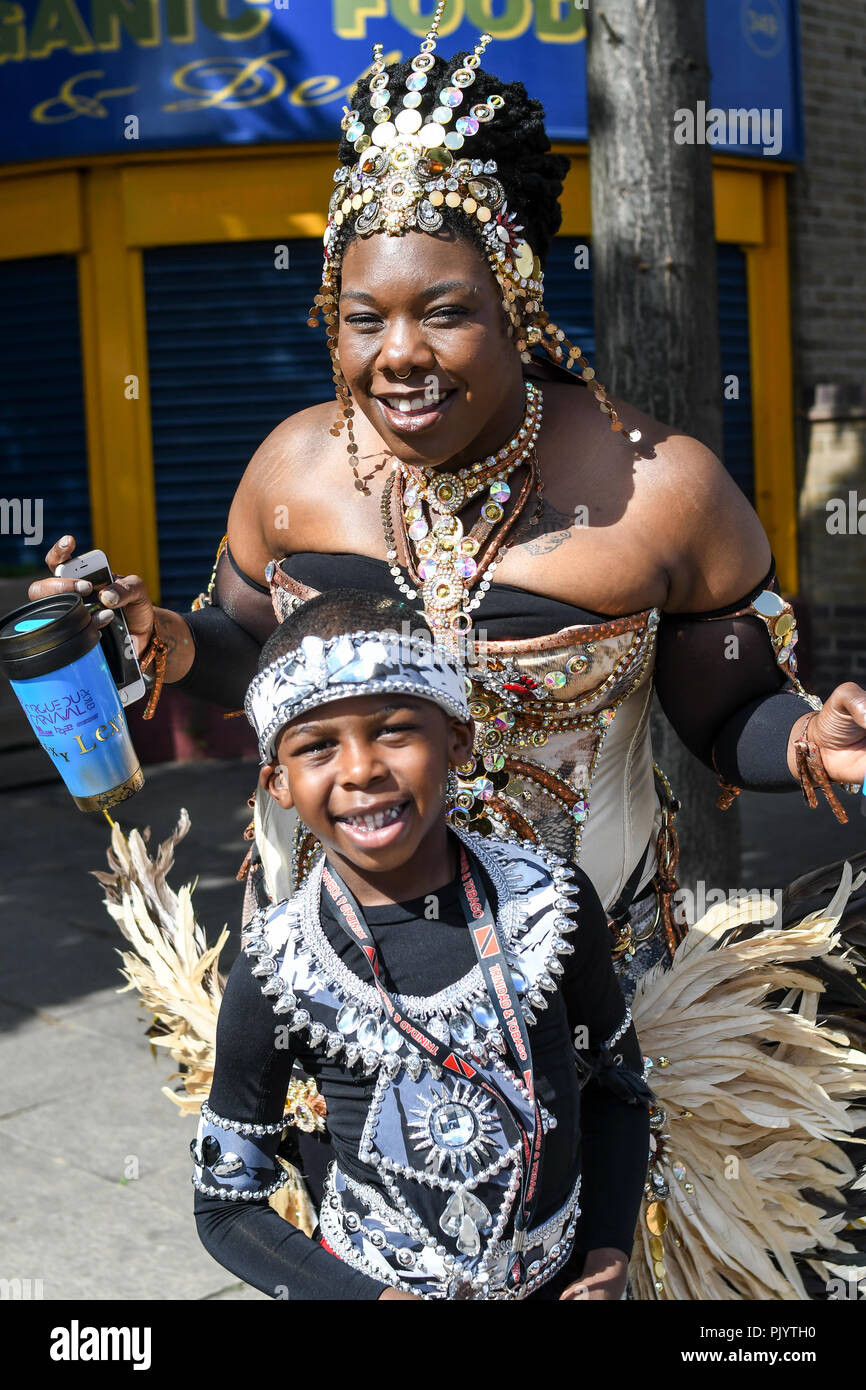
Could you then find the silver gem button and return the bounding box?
[430,1101,478,1150]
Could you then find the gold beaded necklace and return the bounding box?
[381,381,543,648]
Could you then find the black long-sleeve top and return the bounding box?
[194,865,650,1300]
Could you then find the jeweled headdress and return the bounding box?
[307,0,641,486]
[245,629,470,764]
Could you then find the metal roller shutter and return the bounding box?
[143,240,333,610]
[0,255,91,573]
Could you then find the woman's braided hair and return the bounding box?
[336,51,570,270]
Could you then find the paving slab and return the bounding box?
[0,1134,266,1300]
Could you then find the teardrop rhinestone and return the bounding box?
[450,1011,476,1046]
[336,1003,361,1035]
[472,1000,497,1031]
[357,1015,383,1051]
[381,1025,402,1053]
[408,518,429,541]
[510,969,528,995]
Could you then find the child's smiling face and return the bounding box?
[261,693,474,898]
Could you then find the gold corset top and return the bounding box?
[268,561,662,910]
[458,608,663,903]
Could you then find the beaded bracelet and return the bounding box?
[793,713,849,825]
[138,613,169,720]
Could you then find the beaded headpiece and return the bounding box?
[245,629,470,764]
[307,0,641,478]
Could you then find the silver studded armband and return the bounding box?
[190,1106,291,1202]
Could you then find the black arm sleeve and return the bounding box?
[654,555,814,791]
[172,545,280,709]
[193,947,387,1301]
[561,872,651,1258]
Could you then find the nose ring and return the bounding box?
[394,368,412,379]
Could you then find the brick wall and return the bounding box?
[788,0,866,698]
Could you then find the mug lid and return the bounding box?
[0,594,96,677]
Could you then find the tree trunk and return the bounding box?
[585,0,741,895]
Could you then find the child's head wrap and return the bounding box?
[245,627,470,765]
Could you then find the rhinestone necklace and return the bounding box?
[380,384,543,648]
[399,380,541,516]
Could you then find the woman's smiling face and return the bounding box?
[336,227,525,470]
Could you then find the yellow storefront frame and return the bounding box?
[0,148,797,600]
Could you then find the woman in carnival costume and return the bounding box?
[192,589,651,1301]
[34,0,866,1298]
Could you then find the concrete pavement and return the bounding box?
[0,756,863,1300]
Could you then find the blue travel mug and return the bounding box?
[0,594,144,812]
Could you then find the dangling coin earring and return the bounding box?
[329,348,371,496]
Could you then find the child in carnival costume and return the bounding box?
[190,589,652,1300]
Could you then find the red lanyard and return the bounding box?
[321,845,544,1288]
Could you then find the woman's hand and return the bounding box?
[27,535,196,682]
[559,1247,629,1301]
[787,682,866,786]
[28,535,156,657]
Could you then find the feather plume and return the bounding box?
[91,812,315,1235]
[630,866,866,1300]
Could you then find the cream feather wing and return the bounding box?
[630,866,866,1300]
[92,811,315,1235]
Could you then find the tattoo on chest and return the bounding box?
[513,498,576,555]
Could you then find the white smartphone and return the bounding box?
[56,548,147,707]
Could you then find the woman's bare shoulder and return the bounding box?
[622,404,772,610]
[227,401,337,574]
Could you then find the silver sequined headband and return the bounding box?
[245,629,471,764]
